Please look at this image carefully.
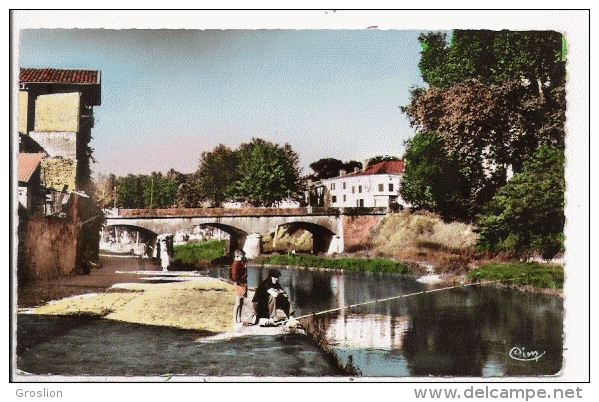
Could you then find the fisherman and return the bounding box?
[250,269,295,326]
[230,249,248,324]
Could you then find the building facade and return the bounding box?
[19,68,102,195]
[313,160,408,209]
[17,68,103,280]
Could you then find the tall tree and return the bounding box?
[309,158,363,179]
[197,144,239,207]
[142,171,179,208]
[177,172,203,208]
[309,158,345,180]
[233,138,302,207]
[400,131,470,220]
[403,29,566,216]
[116,174,144,209]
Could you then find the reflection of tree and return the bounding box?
[476,287,563,375]
[402,292,488,376]
[291,272,334,314]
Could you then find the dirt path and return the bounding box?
[17,254,164,308]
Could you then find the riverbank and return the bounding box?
[15,255,347,377]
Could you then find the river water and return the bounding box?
[16,265,563,378]
[213,266,563,377]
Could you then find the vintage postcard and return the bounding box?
[9,8,590,398]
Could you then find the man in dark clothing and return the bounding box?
[251,269,294,325]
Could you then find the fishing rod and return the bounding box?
[278,279,503,325]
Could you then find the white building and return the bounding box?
[316,160,408,209]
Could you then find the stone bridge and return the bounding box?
[104,207,387,258]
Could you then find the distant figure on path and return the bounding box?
[160,239,170,271]
[230,249,248,324]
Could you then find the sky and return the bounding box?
[13,9,589,180]
[18,27,427,177]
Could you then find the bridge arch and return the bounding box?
[266,221,340,255]
[104,211,347,258]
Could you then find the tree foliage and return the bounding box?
[476,146,565,259]
[400,131,470,220]
[403,29,566,217]
[309,158,363,180]
[232,138,302,207]
[366,155,401,167]
[113,171,183,209]
[197,144,239,207]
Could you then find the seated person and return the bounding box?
[251,269,294,325]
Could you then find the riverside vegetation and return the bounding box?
[172,210,563,291]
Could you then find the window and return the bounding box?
[332,195,337,203]
[357,199,364,207]
[331,183,336,190]
[388,183,394,192]
[358,185,362,193]
[343,195,346,202]
[352,186,355,194]
[378,183,384,192]
[343,182,346,189]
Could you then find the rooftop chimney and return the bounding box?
[339,169,346,176]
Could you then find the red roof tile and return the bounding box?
[20,68,100,84]
[348,160,405,176]
[18,153,46,183]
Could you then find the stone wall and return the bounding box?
[342,214,383,251]
[41,157,77,192]
[21,216,78,280]
[29,131,77,159]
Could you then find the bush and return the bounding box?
[476,146,565,259]
[174,240,227,264]
[256,254,414,275]
[466,262,564,289]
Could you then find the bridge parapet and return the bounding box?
[108,206,387,218]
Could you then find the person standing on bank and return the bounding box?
[251,269,294,325]
[160,239,170,272]
[230,249,248,324]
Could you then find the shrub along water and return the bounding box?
[467,262,564,289]
[173,240,227,267]
[256,254,414,275]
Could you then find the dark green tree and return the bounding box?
[309,158,363,179]
[116,174,144,208]
[177,172,204,208]
[476,145,565,259]
[309,158,345,180]
[400,131,471,220]
[142,172,179,208]
[197,144,239,207]
[366,155,401,167]
[403,29,566,217]
[233,138,302,207]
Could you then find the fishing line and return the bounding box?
[282,279,503,324]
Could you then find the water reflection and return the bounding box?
[219,266,563,377]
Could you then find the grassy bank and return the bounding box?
[172,240,227,269]
[467,262,564,289]
[255,254,415,274]
[32,280,237,333]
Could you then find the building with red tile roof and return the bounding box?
[18,152,46,214]
[18,67,102,193]
[313,160,408,209]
